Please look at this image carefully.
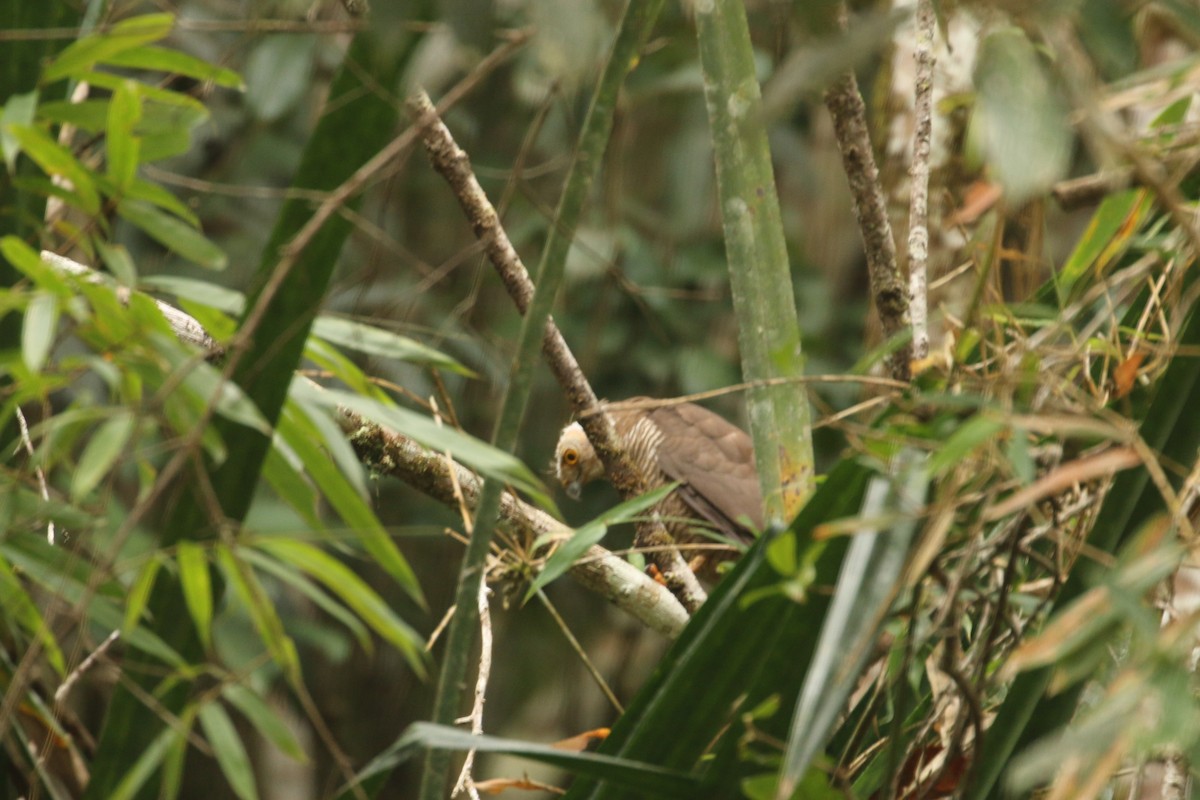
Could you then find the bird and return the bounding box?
[554,399,764,571]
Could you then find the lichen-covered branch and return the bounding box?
[343,411,690,638]
[824,2,912,382]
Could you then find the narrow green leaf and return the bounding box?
[122,555,162,635]
[71,409,135,499]
[776,450,928,799]
[304,383,553,510]
[181,360,270,435]
[928,415,1005,476]
[108,723,184,800]
[198,702,259,800]
[95,239,138,286]
[1056,189,1150,296]
[6,124,100,213]
[0,554,66,675]
[254,537,427,677]
[106,80,142,192]
[105,45,245,89]
[278,401,423,604]
[527,483,678,600]
[176,541,213,651]
[118,199,227,270]
[2,236,50,278]
[43,13,175,83]
[1,89,39,172]
[140,274,245,314]
[125,178,200,227]
[22,290,58,371]
[222,684,308,763]
[240,549,372,652]
[313,315,474,376]
[215,544,301,686]
[357,723,698,799]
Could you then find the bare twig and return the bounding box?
[405,90,708,612]
[824,1,912,382]
[14,407,56,545]
[451,581,491,800]
[907,0,935,361]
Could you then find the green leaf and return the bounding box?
[140,274,245,314]
[176,541,213,651]
[22,290,58,371]
[109,723,186,800]
[122,556,162,635]
[222,684,308,763]
[104,44,244,89]
[5,123,100,213]
[240,549,372,652]
[973,27,1072,203]
[0,553,66,675]
[353,723,699,799]
[95,239,138,285]
[198,702,259,800]
[278,400,423,604]
[180,360,270,435]
[117,199,227,270]
[527,483,677,600]
[313,315,474,376]
[244,35,317,122]
[928,414,1005,476]
[105,80,142,192]
[215,544,301,686]
[776,450,928,798]
[254,537,427,677]
[303,383,553,510]
[71,409,135,500]
[0,89,38,172]
[1056,189,1151,297]
[43,13,175,84]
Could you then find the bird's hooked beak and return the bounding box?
[565,481,582,501]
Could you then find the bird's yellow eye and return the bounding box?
[563,449,579,466]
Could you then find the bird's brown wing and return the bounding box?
[647,404,764,539]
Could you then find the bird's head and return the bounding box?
[554,422,604,500]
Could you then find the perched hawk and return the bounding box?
[554,399,764,568]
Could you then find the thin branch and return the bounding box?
[824,1,912,382]
[907,0,935,361]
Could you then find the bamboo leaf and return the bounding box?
[176,541,213,652]
[0,553,66,675]
[0,89,38,172]
[313,315,474,376]
[198,702,259,800]
[222,684,308,763]
[109,723,186,800]
[43,14,175,83]
[253,537,427,677]
[117,199,227,270]
[105,80,142,193]
[104,44,244,89]
[215,544,301,686]
[122,555,162,636]
[776,450,928,799]
[71,409,135,500]
[6,123,100,213]
[526,483,678,601]
[278,400,422,604]
[354,723,698,799]
[22,289,58,371]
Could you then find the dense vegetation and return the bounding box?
[2,1,1200,798]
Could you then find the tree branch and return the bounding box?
[824,2,912,382]
[405,90,708,612]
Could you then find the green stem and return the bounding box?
[693,0,815,522]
